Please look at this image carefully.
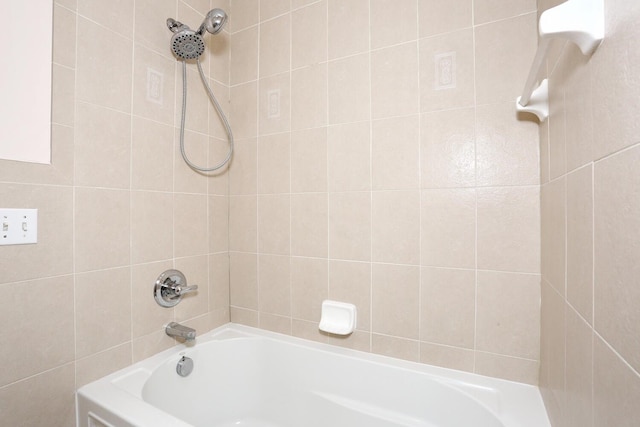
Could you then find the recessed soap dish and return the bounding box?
[319,300,357,335]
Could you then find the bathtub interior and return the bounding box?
[141,337,505,427]
[77,325,550,427]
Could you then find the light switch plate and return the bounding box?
[0,208,38,245]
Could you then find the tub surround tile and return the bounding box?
[419,342,475,372]
[327,122,371,192]
[329,329,371,352]
[230,137,258,195]
[329,192,371,262]
[0,363,76,427]
[259,15,290,78]
[372,190,420,265]
[328,0,369,59]
[291,193,328,258]
[75,267,132,359]
[258,133,290,194]
[291,127,328,193]
[260,313,292,335]
[0,276,74,388]
[76,343,132,388]
[474,352,539,385]
[372,264,420,340]
[230,252,259,310]
[258,254,291,316]
[372,334,420,363]
[371,42,420,119]
[131,191,173,264]
[418,0,472,38]
[174,193,209,258]
[291,1,327,69]
[329,260,372,332]
[291,257,328,322]
[258,195,291,255]
[131,261,174,339]
[372,116,420,190]
[175,255,210,322]
[473,0,536,25]
[230,26,259,85]
[541,177,566,297]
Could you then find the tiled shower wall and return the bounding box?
[538,0,640,425]
[0,1,231,425]
[227,0,542,384]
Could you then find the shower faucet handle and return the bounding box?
[154,269,198,307]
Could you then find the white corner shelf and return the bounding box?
[516,0,604,122]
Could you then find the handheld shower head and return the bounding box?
[198,9,228,35]
[167,20,205,59]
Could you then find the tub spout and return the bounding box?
[166,322,196,341]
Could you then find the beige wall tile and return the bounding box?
[477,186,540,273]
[230,26,259,85]
[259,73,291,135]
[0,184,73,284]
[418,0,472,38]
[567,166,593,323]
[291,1,327,68]
[475,352,539,385]
[0,364,75,427]
[229,195,257,252]
[539,280,566,416]
[420,108,476,189]
[134,0,176,57]
[229,0,259,32]
[291,64,328,130]
[594,145,640,372]
[474,13,537,104]
[53,4,76,68]
[419,29,475,112]
[476,102,539,186]
[210,253,231,311]
[372,116,420,190]
[133,46,175,126]
[52,65,75,127]
[258,194,290,255]
[372,264,420,339]
[208,30,231,85]
[230,306,260,326]
[372,190,420,265]
[541,177,566,296]
[131,117,174,192]
[76,343,131,388]
[75,102,131,189]
[230,82,258,139]
[593,335,640,426]
[564,45,594,172]
[78,0,134,37]
[174,193,208,257]
[327,122,371,192]
[291,127,327,193]
[419,342,475,372]
[230,252,258,309]
[292,319,329,343]
[258,254,291,316]
[76,267,132,358]
[132,330,175,363]
[591,1,640,161]
[210,195,229,254]
[548,68,567,180]
[565,307,593,427]
[327,0,369,59]
[131,260,174,338]
[260,312,292,334]
[230,137,258,195]
[178,68,210,135]
[291,257,328,322]
[174,255,210,322]
[420,267,475,348]
[329,329,371,352]
[539,120,550,185]
[421,189,476,269]
[258,133,291,194]
[370,0,417,49]
[131,191,173,264]
[75,188,130,272]
[0,277,74,387]
[371,42,420,119]
[328,53,370,124]
[477,271,540,359]
[329,192,371,261]
[259,15,291,77]
[473,0,536,25]
[260,0,290,21]
[76,17,132,112]
[372,334,420,362]
[291,193,328,258]
[329,260,371,331]
[209,136,232,194]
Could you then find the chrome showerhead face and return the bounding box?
[170,27,205,59]
[202,9,227,35]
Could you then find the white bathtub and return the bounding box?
[77,324,550,427]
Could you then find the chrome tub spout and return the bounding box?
[165,322,196,341]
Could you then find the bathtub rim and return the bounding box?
[76,322,550,427]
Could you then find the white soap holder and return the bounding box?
[319,300,357,335]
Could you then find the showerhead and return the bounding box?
[199,9,228,35]
[167,19,205,59]
[166,9,228,60]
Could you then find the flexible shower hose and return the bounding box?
[179,59,234,172]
